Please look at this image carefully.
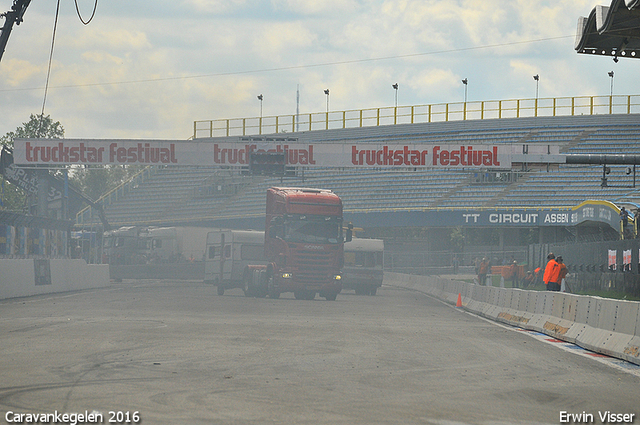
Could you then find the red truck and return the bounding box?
[243,187,351,301]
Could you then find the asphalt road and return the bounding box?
[0,278,638,425]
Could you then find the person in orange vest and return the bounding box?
[543,253,561,291]
[477,257,489,286]
[557,256,569,292]
[509,260,519,288]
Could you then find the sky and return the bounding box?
[0,0,637,140]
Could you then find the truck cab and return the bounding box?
[258,187,349,300]
[102,226,149,265]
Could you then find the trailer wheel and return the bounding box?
[217,285,225,296]
[369,286,378,296]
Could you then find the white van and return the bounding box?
[204,229,267,295]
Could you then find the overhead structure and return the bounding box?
[575,0,640,61]
[0,0,31,63]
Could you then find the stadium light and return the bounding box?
[461,78,468,103]
[324,89,330,113]
[533,75,539,100]
[257,94,263,118]
[608,71,614,96]
[392,83,398,107]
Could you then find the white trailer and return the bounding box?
[204,229,267,295]
[342,238,384,295]
[146,227,215,263]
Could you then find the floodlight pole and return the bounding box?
[533,75,540,116]
[392,83,398,124]
[461,78,468,119]
[324,89,330,113]
[257,94,263,134]
[608,71,614,96]
[324,89,330,129]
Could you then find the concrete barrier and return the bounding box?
[386,272,640,366]
[0,259,110,300]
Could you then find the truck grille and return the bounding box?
[292,248,336,284]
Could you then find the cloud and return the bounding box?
[65,28,151,51]
[1,0,637,140]
[0,59,46,87]
[251,22,317,62]
[270,0,361,16]
[182,0,248,14]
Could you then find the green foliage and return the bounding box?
[1,114,140,210]
[0,180,27,212]
[449,226,464,252]
[1,114,65,211]
[0,114,64,148]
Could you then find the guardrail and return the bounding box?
[387,272,640,366]
[194,94,640,139]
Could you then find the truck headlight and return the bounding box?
[282,272,293,279]
[333,274,342,280]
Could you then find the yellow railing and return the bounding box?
[193,94,640,139]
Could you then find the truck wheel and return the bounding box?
[369,287,377,296]
[305,291,316,300]
[268,289,280,299]
[217,286,225,296]
[324,292,337,301]
[266,274,280,299]
[355,286,366,295]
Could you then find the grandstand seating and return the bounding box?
[78,113,640,229]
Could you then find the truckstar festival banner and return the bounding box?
[13,138,513,169]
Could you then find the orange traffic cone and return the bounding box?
[456,293,462,308]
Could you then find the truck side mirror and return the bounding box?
[345,223,353,242]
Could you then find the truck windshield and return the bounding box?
[284,215,342,244]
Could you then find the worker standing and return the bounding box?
[557,256,569,292]
[477,257,489,286]
[543,253,561,292]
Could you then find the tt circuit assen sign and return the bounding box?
[348,201,623,230]
[13,138,512,169]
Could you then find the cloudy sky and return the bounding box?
[0,0,636,140]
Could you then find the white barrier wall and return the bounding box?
[0,259,110,300]
[387,272,640,366]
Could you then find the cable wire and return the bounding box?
[74,0,97,25]
[4,34,574,93]
[37,0,61,138]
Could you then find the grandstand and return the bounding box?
[76,113,640,235]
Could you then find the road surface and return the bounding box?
[0,278,638,425]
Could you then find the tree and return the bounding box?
[0,114,64,148]
[1,114,145,218]
[0,114,65,211]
